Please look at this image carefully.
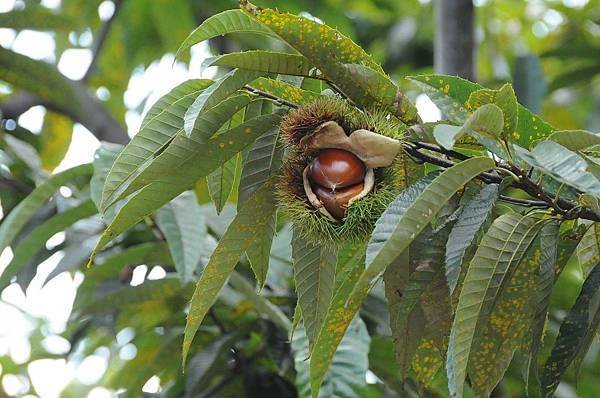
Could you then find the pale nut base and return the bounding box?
[303,165,375,223]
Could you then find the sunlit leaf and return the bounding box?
[40,111,73,172]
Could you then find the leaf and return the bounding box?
[0,200,97,289]
[242,3,418,123]
[238,125,283,206]
[156,191,206,284]
[516,141,600,198]
[90,110,284,257]
[445,184,499,294]
[293,317,370,398]
[577,223,600,276]
[541,263,600,397]
[466,83,518,140]
[207,153,238,214]
[249,77,322,105]
[0,164,93,254]
[0,5,78,31]
[349,157,495,308]
[40,111,73,172]
[409,74,554,148]
[205,51,315,77]
[228,271,291,332]
[548,64,600,92]
[246,212,276,289]
[548,130,600,152]
[0,46,75,111]
[100,79,213,210]
[468,238,542,396]
[175,9,277,60]
[183,69,263,136]
[447,213,544,398]
[308,244,365,398]
[525,221,560,395]
[182,181,277,364]
[292,229,337,351]
[112,94,255,204]
[433,103,504,150]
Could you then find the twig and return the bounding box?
[243,85,299,109]
[402,141,600,222]
[82,0,125,82]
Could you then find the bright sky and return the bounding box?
[0,0,454,396]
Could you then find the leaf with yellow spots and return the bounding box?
[468,240,541,396]
[175,9,277,61]
[241,2,418,123]
[447,213,544,398]
[467,84,518,142]
[182,180,277,364]
[577,222,600,277]
[88,110,285,261]
[541,263,600,397]
[249,77,323,105]
[101,79,213,211]
[409,74,554,149]
[40,111,73,172]
[205,51,315,78]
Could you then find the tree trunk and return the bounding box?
[434,0,476,80]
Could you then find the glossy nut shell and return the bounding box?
[308,148,366,190]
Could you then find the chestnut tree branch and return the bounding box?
[403,142,600,222]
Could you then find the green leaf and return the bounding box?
[309,244,365,398]
[525,221,560,395]
[433,103,504,150]
[0,46,76,111]
[578,223,600,277]
[156,191,206,284]
[205,51,315,77]
[182,181,277,364]
[445,184,499,294]
[0,200,97,289]
[516,141,600,198]
[243,3,418,123]
[100,79,213,210]
[0,6,78,31]
[541,263,600,397]
[447,213,544,398]
[90,109,283,257]
[90,143,123,223]
[467,83,518,140]
[207,154,238,214]
[249,77,322,105]
[293,317,370,398]
[238,125,283,206]
[292,229,337,351]
[548,64,600,92]
[175,9,277,60]
[113,94,255,204]
[40,111,73,172]
[246,212,276,289]
[468,238,542,396]
[183,69,264,136]
[349,157,495,309]
[0,164,93,254]
[409,74,554,148]
[378,173,441,379]
[228,271,291,332]
[548,130,600,152]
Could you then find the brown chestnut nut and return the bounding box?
[312,182,365,220]
[308,148,366,190]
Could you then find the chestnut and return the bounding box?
[308,148,366,190]
[312,183,365,220]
